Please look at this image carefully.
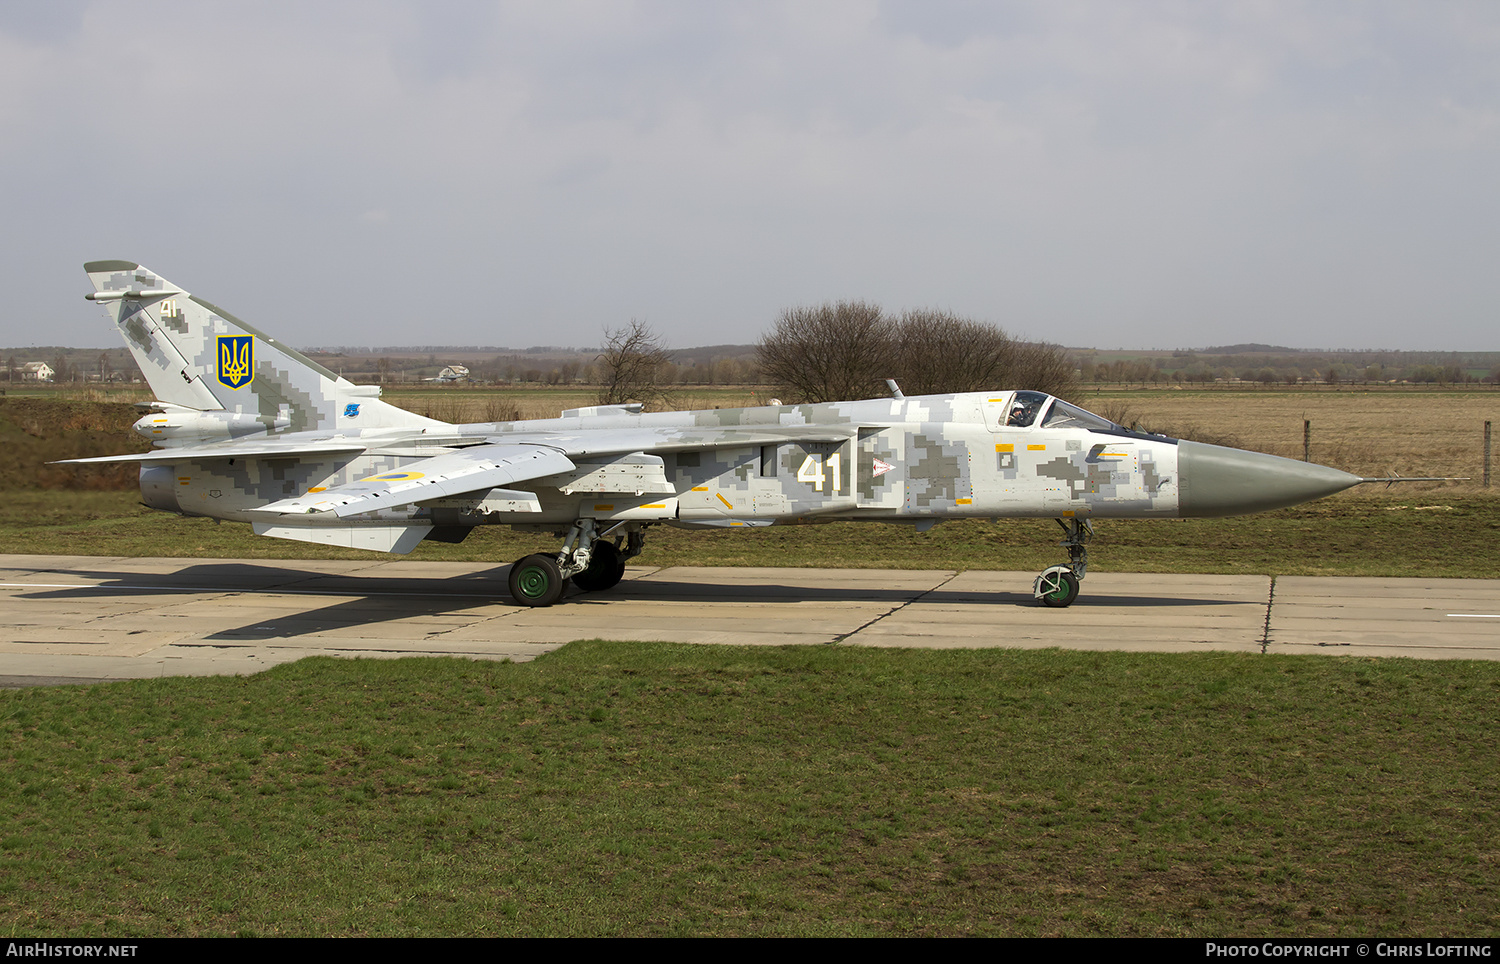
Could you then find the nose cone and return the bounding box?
[1178,440,1363,518]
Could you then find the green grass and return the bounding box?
[0,488,1495,578]
[3,644,1498,936]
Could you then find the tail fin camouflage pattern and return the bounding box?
[84,261,438,433]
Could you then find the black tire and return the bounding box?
[1039,570,1080,608]
[508,553,565,607]
[571,541,626,593]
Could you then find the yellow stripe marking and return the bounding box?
[996,443,1013,453]
[594,504,614,511]
[956,498,972,505]
[642,504,665,509]
[1027,444,1046,451]
[692,486,708,492]
[716,493,734,509]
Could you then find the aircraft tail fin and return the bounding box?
[84,261,440,433]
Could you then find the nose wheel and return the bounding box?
[1034,566,1080,607]
[1033,517,1091,608]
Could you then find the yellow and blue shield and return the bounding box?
[217,336,254,389]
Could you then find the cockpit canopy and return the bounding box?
[1004,392,1134,434]
[1039,398,1119,432]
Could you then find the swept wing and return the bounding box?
[254,443,576,517]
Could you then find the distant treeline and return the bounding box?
[8,343,1498,389]
[1077,349,1500,386]
[304,346,766,387]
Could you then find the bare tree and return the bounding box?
[1008,340,1079,401]
[892,309,1015,396]
[760,300,1079,403]
[898,311,1077,400]
[756,300,893,403]
[596,320,675,408]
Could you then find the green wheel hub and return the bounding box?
[515,564,551,598]
[508,553,564,607]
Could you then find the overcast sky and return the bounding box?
[4,1,1497,352]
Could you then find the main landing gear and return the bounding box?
[508,520,646,607]
[1033,517,1091,608]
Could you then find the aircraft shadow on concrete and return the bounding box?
[603,577,1251,611]
[15,563,1254,643]
[24,562,510,598]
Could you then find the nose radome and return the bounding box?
[1177,440,1363,518]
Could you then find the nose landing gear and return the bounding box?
[1033,517,1091,608]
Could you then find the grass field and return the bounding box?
[4,644,1498,937]
[1080,388,1497,482]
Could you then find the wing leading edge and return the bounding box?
[58,439,370,464]
[252,443,577,517]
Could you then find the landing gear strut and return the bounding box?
[572,540,625,592]
[1033,517,1091,608]
[507,521,647,607]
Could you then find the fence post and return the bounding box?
[1303,419,1311,462]
[1486,421,1492,488]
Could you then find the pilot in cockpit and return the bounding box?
[1007,393,1044,428]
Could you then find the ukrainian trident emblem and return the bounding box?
[217,336,254,389]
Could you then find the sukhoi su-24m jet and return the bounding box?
[70,261,1393,608]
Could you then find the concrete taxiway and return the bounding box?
[1,554,1496,685]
